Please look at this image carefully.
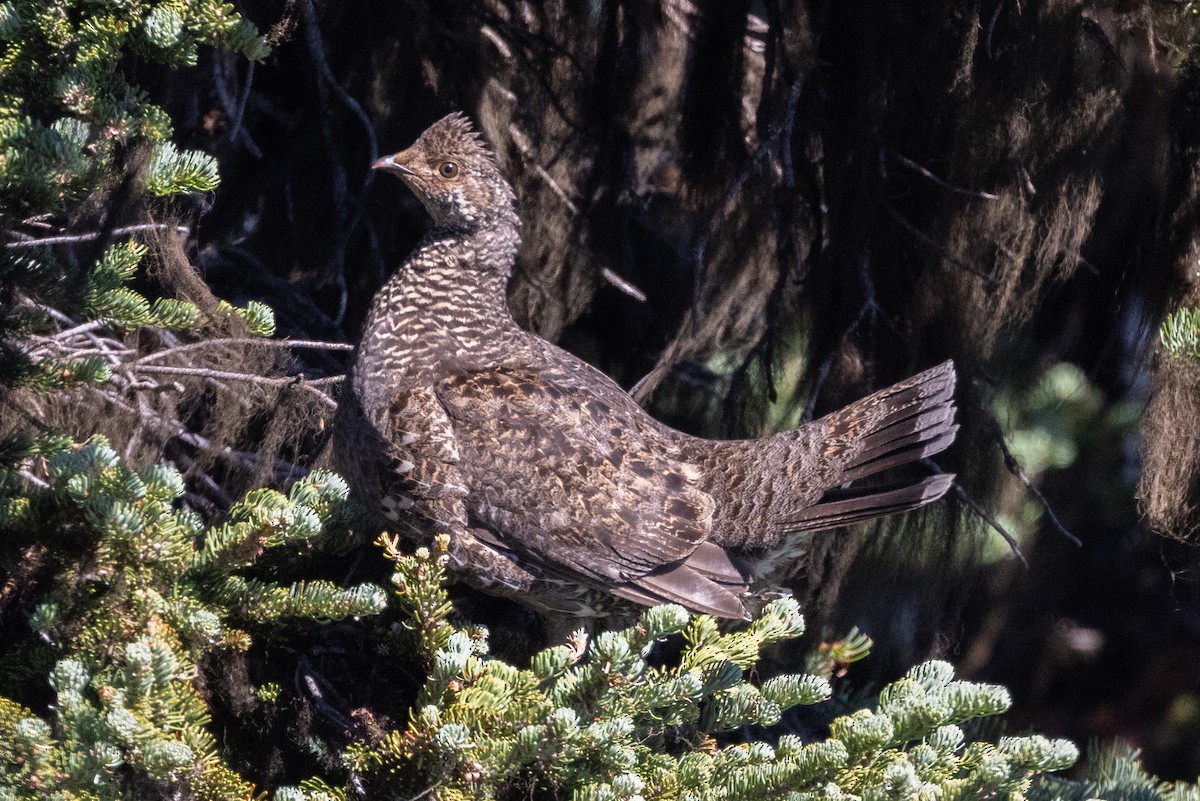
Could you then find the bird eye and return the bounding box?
[438,161,459,179]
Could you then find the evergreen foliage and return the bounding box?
[0,0,270,404]
[0,0,265,213]
[303,539,1079,801]
[80,240,210,333]
[1031,743,1200,801]
[0,438,384,800]
[145,142,219,197]
[9,236,280,393]
[1160,307,1200,360]
[0,486,1196,801]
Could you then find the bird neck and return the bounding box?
[353,222,523,403]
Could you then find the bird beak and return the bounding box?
[372,154,415,176]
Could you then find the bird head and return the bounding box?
[372,112,517,232]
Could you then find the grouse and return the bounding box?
[333,112,957,619]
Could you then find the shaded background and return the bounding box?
[87,0,1200,781]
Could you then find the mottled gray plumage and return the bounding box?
[334,112,958,619]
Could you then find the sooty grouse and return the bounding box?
[333,112,957,619]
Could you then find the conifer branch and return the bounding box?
[332,544,1093,799]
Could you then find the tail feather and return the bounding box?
[775,360,957,532]
[852,404,955,463]
[842,425,959,483]
[829,362,953,433]
[859,368,956,435]
[782,474,955,531]
[820,361,956,474]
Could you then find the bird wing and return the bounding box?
[432,366,716,586]
[373,385,471,528]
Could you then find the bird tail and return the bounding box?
[774,360,957,532]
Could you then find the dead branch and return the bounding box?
[126,364,339,408]
[131,337,354,365]
[887,148,1000,200]
[3,224,192,249]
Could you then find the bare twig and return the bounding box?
[53,321,108,341]
[480,25,514,60]
[300,1,377,168]
[172,451,236,510]
[1019,165,1037,196]
[229,60,255,146]
[19,297,75,326]
[26,299,345,411]
[497,101,581,215]
[600,268,648,302]
[924,458,1027,567]
[213,54,263,158]
[19,470,50,490]
[1072,251,1101,277]
[887,149,1000,200]
[300,0,380,328]
[26,341,130,358]
[406,782,443,801]
[131,337,354,365]
[128,364,339,407]
[3,224,191,249]
[994,429,1082,547]
[986,1,1005,61]
[297,655,353,730]
[25,326,131,367]
[629,365,668,401]
[111,387,309,483]
[882,201,1001,287]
